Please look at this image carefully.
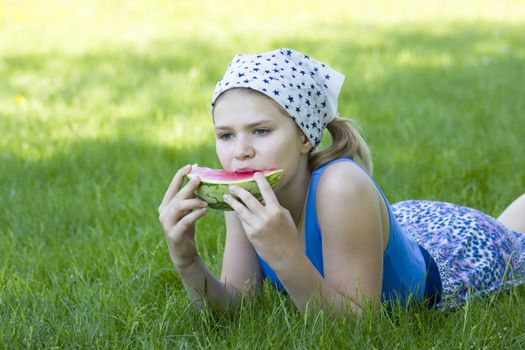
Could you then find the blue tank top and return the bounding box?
[256,157,442,307]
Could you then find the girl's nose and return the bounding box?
[233,137,255,160]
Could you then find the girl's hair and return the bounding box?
[308,116,373,175]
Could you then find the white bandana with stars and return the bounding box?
[211,48,345,148]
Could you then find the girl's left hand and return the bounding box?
[223,172,302,266]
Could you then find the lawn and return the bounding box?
[1,0,525,348]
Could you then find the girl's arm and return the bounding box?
[177,255,243,312]
[271,163,384,315]
[220,211,263,297]
[178,211,263,312]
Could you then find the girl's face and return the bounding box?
[213,88,312,192]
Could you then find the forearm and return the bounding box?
[272,252,364,316]
[177,255,244,312]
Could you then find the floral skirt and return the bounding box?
[391,200,525,310]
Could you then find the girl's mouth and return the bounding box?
[235,167,258,173]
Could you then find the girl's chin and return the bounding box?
[273,177,289,193]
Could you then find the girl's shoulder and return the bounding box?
[313,158,390,252]
[315,159,377,199]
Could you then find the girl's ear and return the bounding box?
[300,135,313,154]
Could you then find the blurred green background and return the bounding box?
[1,0,525,348]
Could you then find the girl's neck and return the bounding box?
[275,162,311,229]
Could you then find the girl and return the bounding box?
[158,48,525,315]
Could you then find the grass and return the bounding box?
[1,0,525,348]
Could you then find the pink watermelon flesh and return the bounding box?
[190,166,279,182]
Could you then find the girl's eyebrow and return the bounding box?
[214,119,273,130]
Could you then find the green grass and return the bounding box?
[1,0,525,348]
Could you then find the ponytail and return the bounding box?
[308,116,373,175]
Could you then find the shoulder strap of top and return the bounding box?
[304,157,357,275]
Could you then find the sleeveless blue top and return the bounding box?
[256,157,442,307]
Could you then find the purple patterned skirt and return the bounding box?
[391,200,525,310]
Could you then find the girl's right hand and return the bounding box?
[158,164,209,270]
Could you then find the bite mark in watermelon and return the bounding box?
[186,165,284,210]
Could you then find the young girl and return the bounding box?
[158,48,525,315]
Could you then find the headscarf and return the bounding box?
[211,48,345,148]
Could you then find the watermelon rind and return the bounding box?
[185,168,284,210]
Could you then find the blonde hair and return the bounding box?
[308,116,373,175]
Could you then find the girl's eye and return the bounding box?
[218,129,270,140]
[254,128,269,135]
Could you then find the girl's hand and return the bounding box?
[223,172,302,266]
[158,165,209,270]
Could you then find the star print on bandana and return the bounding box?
[211,48,345,148]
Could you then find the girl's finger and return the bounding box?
[159,164,192,211]
[164,198,208,225]
[228,185,265,216]
[223,193,257,226]
[177,175,202,200]
[169,207,208,241]
[253,172,279,207]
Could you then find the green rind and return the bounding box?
[185,169,284,210]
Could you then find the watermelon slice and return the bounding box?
[185,165,284,210]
